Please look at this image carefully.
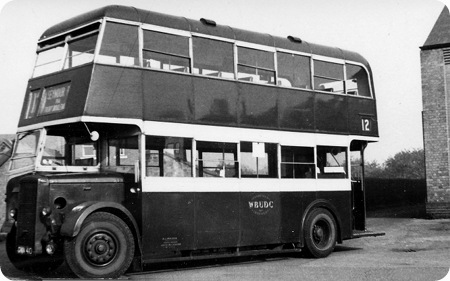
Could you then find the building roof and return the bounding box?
[422,6,450,50]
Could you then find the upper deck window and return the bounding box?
[193,37,234,78]
[98,22,139,66]
[313,60,345,94]
[33,23,99,78]
[346,64,371,97]
[63,33,98,69]
[33,41,65,77]
[277,52,311,89]
[237,47,275,85]
[143,30,190,72]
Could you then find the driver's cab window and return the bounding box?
[108,136,139,173]
[41,134,98,167]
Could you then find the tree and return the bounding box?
[361,148,425,179]
[383,148,425,179]
[364,160,385,178]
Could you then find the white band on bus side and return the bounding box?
[17,117,379,146]
[143,120,378,146]
[141,177,351,193]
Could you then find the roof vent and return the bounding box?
[288,35,302,43]
[200,18,217,26]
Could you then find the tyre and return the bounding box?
[6,225,63,274]
[64,212,135,279]
[303,208,337,258]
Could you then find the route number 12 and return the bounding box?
[361,118,371,132]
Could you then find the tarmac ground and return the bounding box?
[0,217,449,281]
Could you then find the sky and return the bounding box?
[0,0,446,163]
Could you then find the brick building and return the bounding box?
[421,6,450,218]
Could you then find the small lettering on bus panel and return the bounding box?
[161,237,181,248]
[248,195,274,216]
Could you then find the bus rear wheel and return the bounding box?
[303,208,337,258]
[64,212,135,279]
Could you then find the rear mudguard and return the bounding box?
[301,199,344,244]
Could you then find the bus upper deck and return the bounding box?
[20,5,378,140]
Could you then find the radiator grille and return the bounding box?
[16,180,38,247]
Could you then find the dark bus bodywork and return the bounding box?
[19,6,377,135]
[2,5,380,278]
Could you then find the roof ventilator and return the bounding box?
[288,35,302,43]
[200,18,217,26]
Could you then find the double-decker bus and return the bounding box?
[1,5,382,278]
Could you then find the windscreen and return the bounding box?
[9,131,40,171]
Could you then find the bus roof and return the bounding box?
[39,5,369,67]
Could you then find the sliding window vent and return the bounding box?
[443,48,450,65]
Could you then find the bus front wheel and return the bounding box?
[64,212,135,279]
[303,208,337,258]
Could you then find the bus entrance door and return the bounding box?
[350,143,366,231]
[351,177,366,231]
[351,143,385,238]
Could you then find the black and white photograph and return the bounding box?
[0,0,449,280]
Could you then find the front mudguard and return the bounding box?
[60,201,139,237]
[60,201,143,272]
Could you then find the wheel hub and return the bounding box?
[313,225,324,242]
[85,233,117,266]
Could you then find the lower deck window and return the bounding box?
[281,146,315,178]
[139,135,348,180]
[240,142,277,178]
[146,136,193,177]
[317,146,347,178]
[196,141,238,178]
[109,137,139,167]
